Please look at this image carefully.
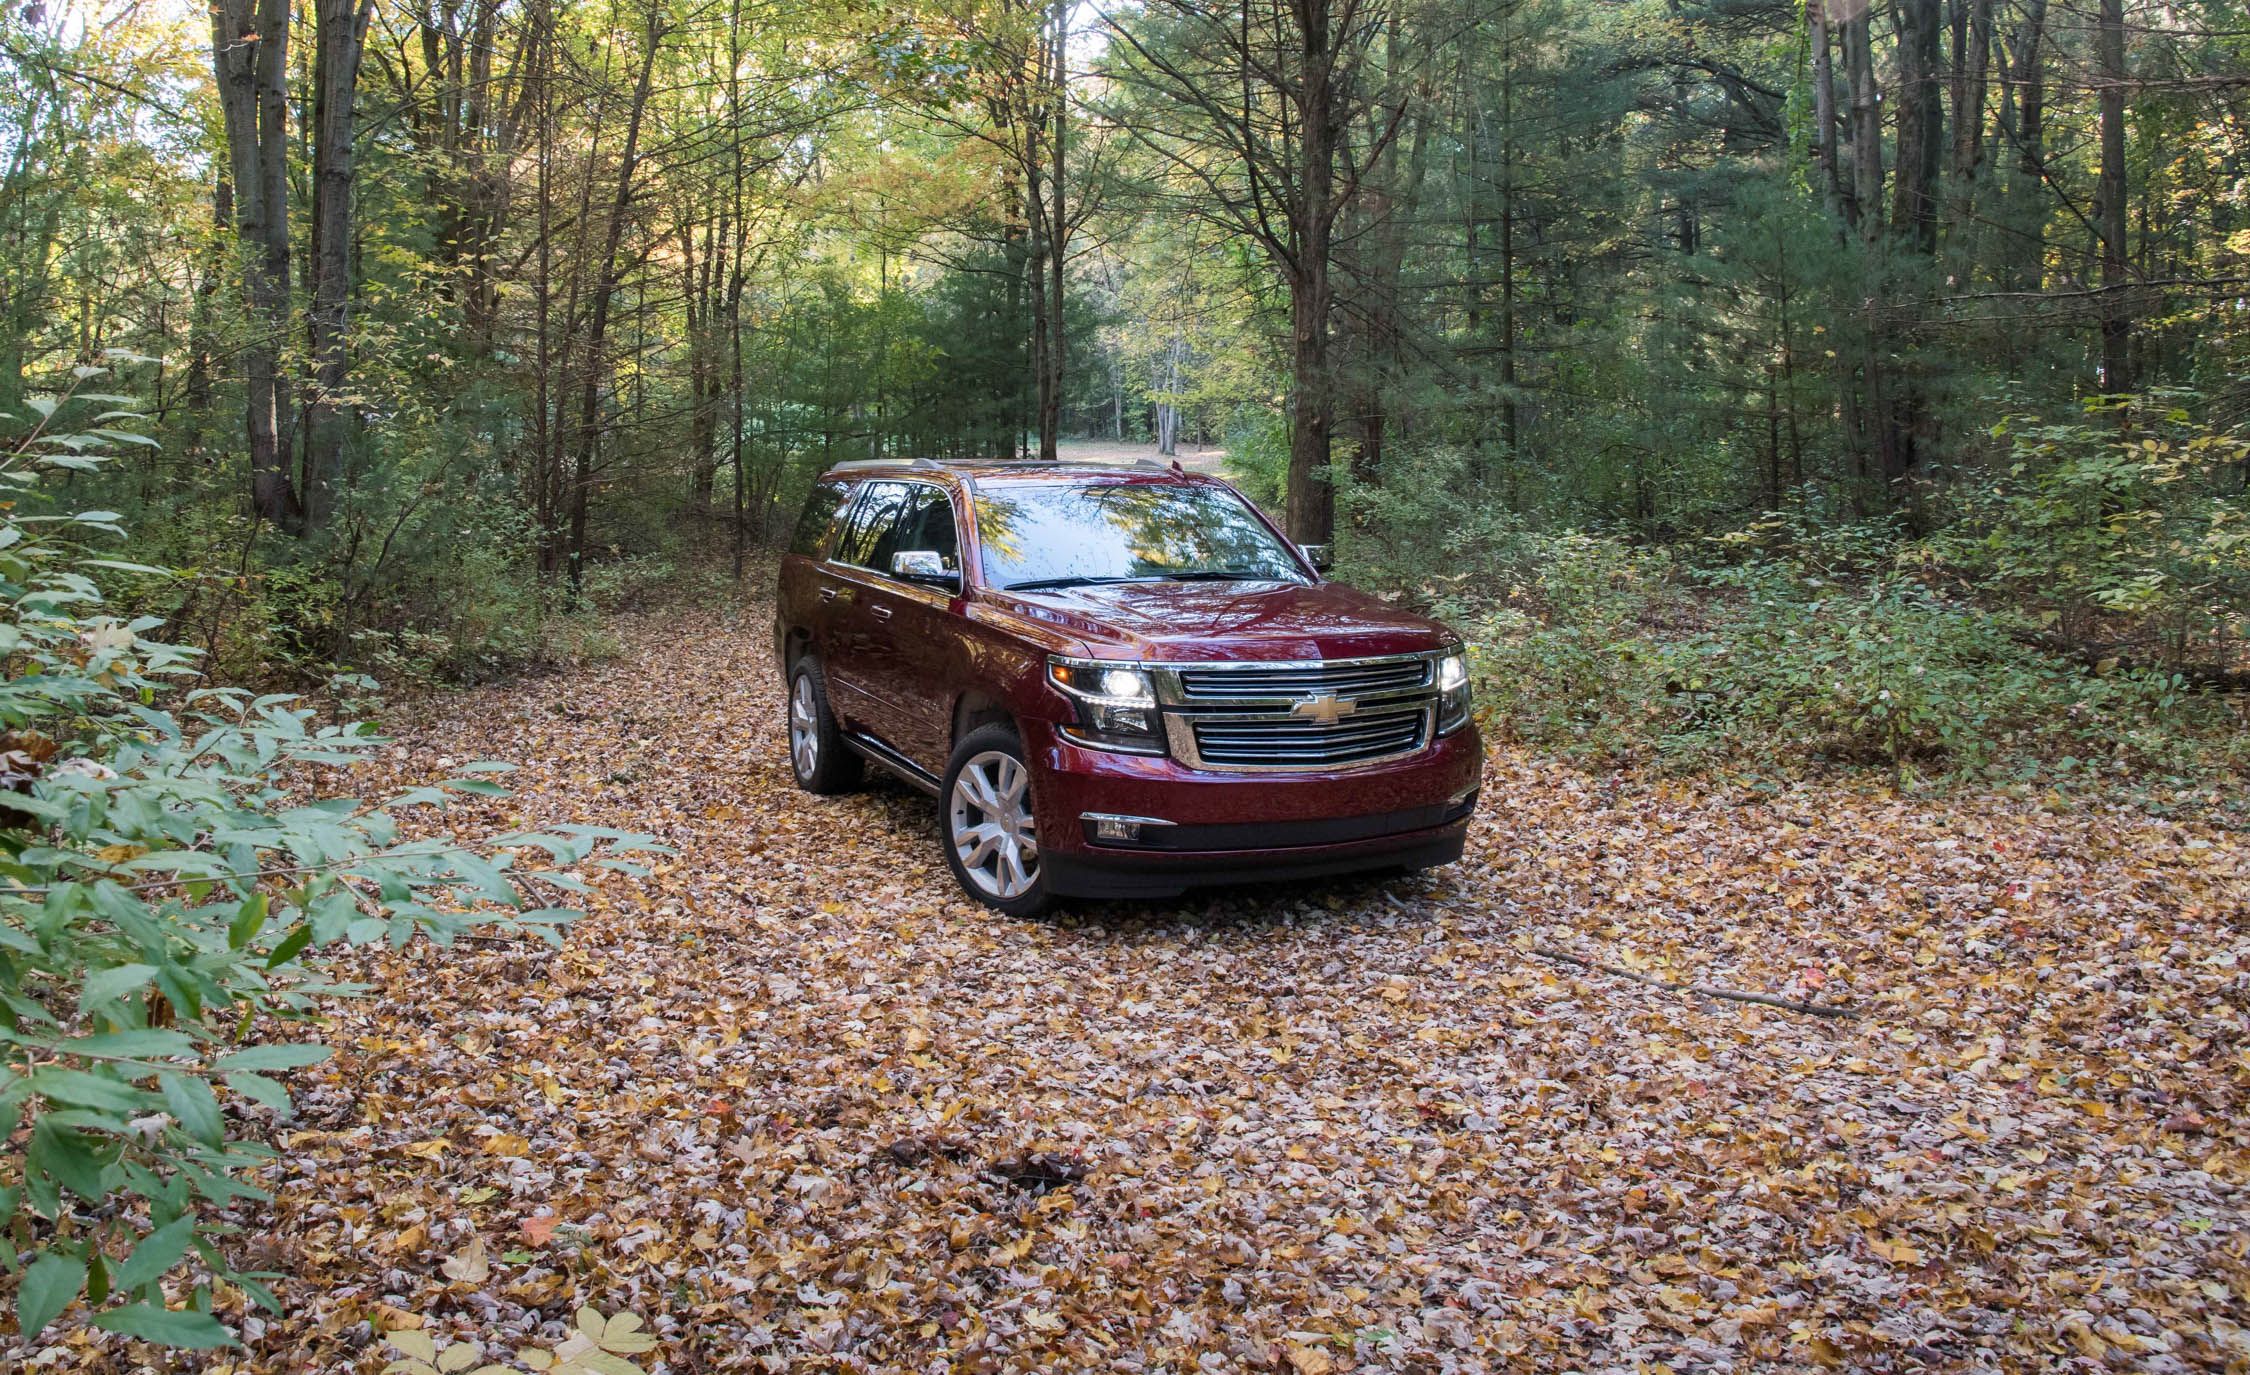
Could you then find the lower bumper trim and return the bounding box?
[1079,793,1476,852]
[1040,828,1467,901]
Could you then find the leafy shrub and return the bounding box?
[1335,444,1539,593]
[0,373,658,1347]
[1431,516,2245,786]
[1223,412,1290,510]
[1339,411,2248,788]
[1936,402,2250,675]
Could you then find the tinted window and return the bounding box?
[832,481,913,569]
[882,486,960,573]
[789,478,854,558]
[974,481,1308,590]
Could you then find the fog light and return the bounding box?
[1081,812,1176,845]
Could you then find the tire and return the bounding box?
[786,657,863,794]
[939,723,1052,917]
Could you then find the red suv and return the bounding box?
[774,460,1480,914]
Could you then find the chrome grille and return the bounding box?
[1174,656,1430,701]
[1185,704,1428,768]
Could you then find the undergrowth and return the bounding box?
[1339,420,2250,801]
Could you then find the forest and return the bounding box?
[0,0,2240,695]
[1,0,2248,1366]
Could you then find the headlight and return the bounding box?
[1437,651,1472,735]
[1048,658,1163,753]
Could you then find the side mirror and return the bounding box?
[1298,542,1333,573]
[891,550,961,590]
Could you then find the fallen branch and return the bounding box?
[1528,945,1858,1019]
[1383,890,1858,1019]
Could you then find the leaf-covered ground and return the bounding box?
[60,604,2250,1371]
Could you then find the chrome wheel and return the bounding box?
[789,673,820,779]
[948,749,1039,900]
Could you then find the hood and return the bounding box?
[985,579,1455,662]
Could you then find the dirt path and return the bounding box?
[177,604,2247,1372]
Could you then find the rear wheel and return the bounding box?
[940,724,1050,917]
[786,657,862,794]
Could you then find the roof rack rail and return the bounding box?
[829,456,950,472]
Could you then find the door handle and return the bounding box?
[818,586,842,603]
[869,604,893,621]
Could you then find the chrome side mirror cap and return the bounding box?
[891,550,960,587]
[1298,542,1333,572]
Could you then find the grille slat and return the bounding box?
[1176,657,1428,700]
[1189,707,1426,767]
[1197,720,1416,745]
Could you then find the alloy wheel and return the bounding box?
[789,673,820,779]
[948,750,1039,899]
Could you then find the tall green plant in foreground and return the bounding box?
[0,367,657,1348]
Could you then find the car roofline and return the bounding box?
[823,457,1201,481]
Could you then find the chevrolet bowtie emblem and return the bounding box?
[1290,693,1358,725]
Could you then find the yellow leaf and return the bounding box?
[441,1235,490,1284]
[387,1330,439,1362]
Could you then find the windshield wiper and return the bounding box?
[1159,570,1278,582]
[1003,575,1146,591]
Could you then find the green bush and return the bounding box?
[1334,412,2248,789]
[1668,563,2199,778]
[1222,411,1290,510]
[1420,511,2245,786]
[1934,402,2250,676]
[0,373,659,1347]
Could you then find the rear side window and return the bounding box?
[832,481,913,570]
[789,478,854,558]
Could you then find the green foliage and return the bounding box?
[1347,432,2248,788]
[1223,413,1291,510]
[1935,402,2250,673]
[0,376,659,1345]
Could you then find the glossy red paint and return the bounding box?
[774,460,1481,902]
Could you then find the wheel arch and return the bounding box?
[951,690,1016,749]
[781,626,813,674]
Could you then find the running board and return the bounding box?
[843,732,941,795]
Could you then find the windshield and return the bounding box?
[973,480,1311,591]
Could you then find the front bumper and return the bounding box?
[1024,719,1482,899]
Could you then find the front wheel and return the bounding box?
[940,724,1051,917]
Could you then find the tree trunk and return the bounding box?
[1809,0,1841,217]
[1890,0,1943,255]
[211,0,302,531]
[1949,0,1991,186]
[727,0,749,579]
[303,0,374,531]
[1497,33,1518,462]
[2014,0,2047,176]
[564,11,664,593]
[1042,0,1068,458]
[1842,8,1881,241]
[2095,0,2131,394]
[1286,0,1339,545]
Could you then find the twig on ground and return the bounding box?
[1382,890,1856,1019]
[1526,944,1858,1019]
